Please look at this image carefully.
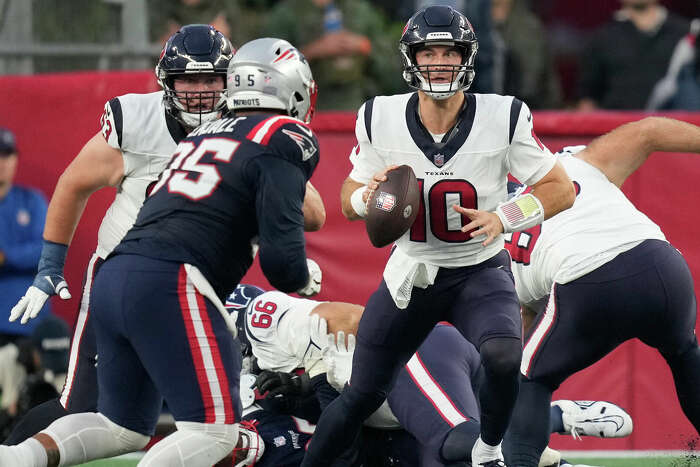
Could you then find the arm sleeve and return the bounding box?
[3,190,47,272]
[506,100,557,186]
[348,101,386,184]
[253,156,309,293]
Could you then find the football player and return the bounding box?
[235,286,632,467]
[502,117,700,466]
[303,6,575,466]
[4,25,325,447]
[0,37,321,466]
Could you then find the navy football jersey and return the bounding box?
[114,114,320,298]
[241,409,315,467]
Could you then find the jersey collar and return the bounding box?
[165,112,189,144]
[405,92,476,168]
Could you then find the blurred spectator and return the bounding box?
[399,0,495,93]
[647,19,700,110]
[0,316,69,440]
[0,128,50,344]
[578,0,690,110]
[149,0,269,51]
[491,0,562,108]
[32,0,121,72]
[264,0,403,110]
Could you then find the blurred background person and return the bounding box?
[0,315,69,440]
[491,0,562,108]
[263,0,402,110]
[0,128,50,345]
[577,0,690,110]
[647,19,700,110]
[147,0,267,51]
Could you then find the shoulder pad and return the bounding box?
[246,116,319,165]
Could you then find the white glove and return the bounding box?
[308,313,328,351]
[304,313,329,377]
[323,331,355,392]
[10,283,71,325]
[296,258,322,297]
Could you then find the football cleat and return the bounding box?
[552,400,633,440]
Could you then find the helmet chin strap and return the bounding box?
[179,109,219,129]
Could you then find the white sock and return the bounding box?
[0,438,48,467]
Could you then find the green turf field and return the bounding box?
[77,453,700,466]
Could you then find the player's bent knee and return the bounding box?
[99,413,151,452]
[342,385,387,419]
[40,412,149,466]
[138,422,239,467]
[480,337,522,375]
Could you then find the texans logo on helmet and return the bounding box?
[225,284,265,311]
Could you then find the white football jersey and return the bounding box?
[244,291,325,372]
[508,149,667,304]
[96,91,183,258]
[349,92,556,267]
[244,292,402,429]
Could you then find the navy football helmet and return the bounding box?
[155,24,234,128]
[399,6,478,99]
[225,284,266,358]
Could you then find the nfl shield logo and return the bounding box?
[433,153,445,167]
[375,191,396,212]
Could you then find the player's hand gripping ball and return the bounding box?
[365,165,420,248]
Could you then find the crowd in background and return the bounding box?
[15,0,700,110]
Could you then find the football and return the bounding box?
[365,165,420,248]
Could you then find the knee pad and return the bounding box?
[42,412,149,466]
[138,422,238,467]
[480,337,522,376]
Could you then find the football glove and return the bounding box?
[296,258,321,297]
[323,331,355,392]
[253,370,311,399]
[10,241,71,324]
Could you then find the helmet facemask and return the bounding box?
[161,72,228,129]
[400,40,477,100]
[155,24,234,129]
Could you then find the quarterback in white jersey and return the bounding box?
[304,6,575,467]
[503,117,700,466]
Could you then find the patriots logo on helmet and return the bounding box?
[282,126,317,161]
[273,47,300,63]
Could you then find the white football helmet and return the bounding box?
[226,38,318,123]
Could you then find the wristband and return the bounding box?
[37,240,69,272]
[350,186,368,218]
[495,193,544,233]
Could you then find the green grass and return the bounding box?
[77,455,700,467]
